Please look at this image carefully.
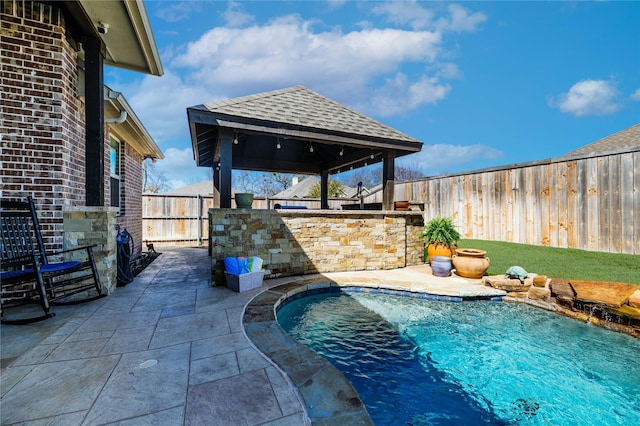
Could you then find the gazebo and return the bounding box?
[187,85,423,210]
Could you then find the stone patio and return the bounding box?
[1,247,505,425]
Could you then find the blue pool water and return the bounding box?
[277,291,640,425]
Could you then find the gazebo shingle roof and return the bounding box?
[195,85,420,144]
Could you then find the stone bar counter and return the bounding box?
[208,209,424,285]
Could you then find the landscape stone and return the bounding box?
[549,279,575,299]
[485,276,531,292]
[533,275,548,288]
[570,280,638,308]
[629,289,640,308]
[528,286,551,302]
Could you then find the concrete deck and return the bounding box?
[1,247,504,425]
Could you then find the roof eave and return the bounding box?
[66,0,163,76]
[105,86,164,160]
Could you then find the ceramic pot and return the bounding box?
[452,248,490,278]
[235,193,254,209]
[431,256,452,277]
[426,243,454,264]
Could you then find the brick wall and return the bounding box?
[1,0,83,252]
[1,1,147,260]
[208,209,424,284]
[114,143,144,256]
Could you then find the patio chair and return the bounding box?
[1,197,104,324]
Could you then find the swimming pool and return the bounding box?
[277,290,640,425]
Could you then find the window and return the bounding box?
[110,137,121,215]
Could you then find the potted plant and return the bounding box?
[421,215,460,263]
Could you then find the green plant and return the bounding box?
[421,215,461,249]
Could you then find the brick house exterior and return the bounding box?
[1,0,163,291]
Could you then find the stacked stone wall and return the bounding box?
[209,210,424,284]
[63,206,118,293]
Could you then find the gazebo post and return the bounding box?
[212,164,220,208]
[218,129,233,208]
[382,149,396,211]
[321,170,330,209]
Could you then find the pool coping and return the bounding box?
[242,270,506,425]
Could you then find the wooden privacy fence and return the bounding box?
[364,147,639,255]
[142,194,359,246]
[143,147,638,254]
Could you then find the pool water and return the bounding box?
[277,291,640,425]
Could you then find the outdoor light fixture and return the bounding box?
[309,143,314,153]
[339,146,344,156]
[276,139,281,149]
[233,132,238,145]
[370,152,375,159]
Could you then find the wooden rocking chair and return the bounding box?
[1,197,104,324]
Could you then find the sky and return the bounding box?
[105,0,640,190]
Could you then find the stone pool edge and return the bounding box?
[242,274,506,425]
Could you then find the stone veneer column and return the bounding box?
[63,206,118,294]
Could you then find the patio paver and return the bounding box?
[1,247,505,425]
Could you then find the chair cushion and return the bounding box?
[1,269,34,280]
[41,261,81,273]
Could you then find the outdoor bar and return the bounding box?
[208,208,424,285]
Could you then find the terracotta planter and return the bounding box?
[426,242,454,264]
[452,248,490,278]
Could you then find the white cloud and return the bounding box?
[440,4,487,32]
[221,1,254,27]
[372,1,436,30]
[373,2,486,32]
[171,15,449,114]
[550,79,622,117]
[402,144,504,175]
[153,147,209,190]
[156,1,202,23]
[630,88,640,102]
[125,70,216,145]
[354,73,451,116]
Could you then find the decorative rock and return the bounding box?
[485,276,531,292]
[629,289,640,309]
[607,305,640,321]
[555,296,574,308]
[570,280,638,308]
[528,286,551,302]
[533,275,547,288]
[549,279,575,299]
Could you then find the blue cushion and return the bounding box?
[41,261,81,273]
[1,269,34,280]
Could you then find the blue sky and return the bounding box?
[105,1,640,190]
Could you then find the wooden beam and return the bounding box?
[219,129,233,208]
[382,150,396,211]
[321,170,329,209]
[84,36,104,206]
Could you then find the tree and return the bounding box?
[306,180,346,198]
[230,171,305,197]
[395,162,424,181]
[142,160,170,193]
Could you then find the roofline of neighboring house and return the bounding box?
[63,0,163,76]
[105,86,164,160]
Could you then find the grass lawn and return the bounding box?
[459,239,640,285]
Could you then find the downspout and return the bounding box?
[105,110,127,124]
